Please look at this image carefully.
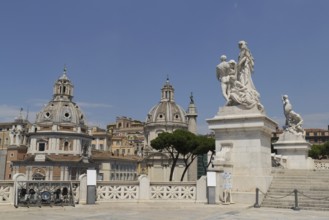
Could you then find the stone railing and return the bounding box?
[150,182,196,200]
[314,160,329,170]
[0,174,207,205]
[97,181,139,201]
[0,181,14,204]
[94,175,206,203]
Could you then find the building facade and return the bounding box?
[10,68,96,180]
[0,114,30,180]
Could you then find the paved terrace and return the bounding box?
[0,202,327,220]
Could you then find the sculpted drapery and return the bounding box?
[216,41,263,110]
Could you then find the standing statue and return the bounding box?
[216,55,237,102]
[237,41,256,91]
[282,95,304,135]
[216,41,263,110]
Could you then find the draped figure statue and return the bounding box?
[216,41,263,111]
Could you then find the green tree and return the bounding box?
[309,144,323,159]
[151,132,180,181]
[179,134,216,181]
[194,135,216,175]
[309,142,329,159]
[151,130,216,181]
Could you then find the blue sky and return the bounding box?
[1,0,329,134]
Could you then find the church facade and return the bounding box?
[10,68,96,180]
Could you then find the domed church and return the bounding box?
[143,78,198,181]
[11,68,96,180]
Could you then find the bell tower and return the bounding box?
[53,66,74,101]
[161,77,175,102]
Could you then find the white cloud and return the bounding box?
[26,98,49,107]
[0,104,36,122]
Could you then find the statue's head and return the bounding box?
[282,95,288,100]
[228,60,236,68]
[220,55,227,61]
[238,40,247,49]
[228,60,236,65]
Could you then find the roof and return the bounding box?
[91,150,142,162]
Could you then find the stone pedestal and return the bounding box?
[273,131,313,169]
[207,105,277,204]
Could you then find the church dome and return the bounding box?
[146,102,187,125]
[35,100,85,126]
[145,78,187,126]
[35,68,85,126]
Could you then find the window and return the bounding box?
[38,143,45,151]
[32,173,45,180]
[100,144,104,151]
[64,141,69,151]
[122,149,125,155]
[91,144,96,150]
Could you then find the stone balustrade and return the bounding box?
[0,181,13,204]
[0,174,207,205]
[314,160,329,170]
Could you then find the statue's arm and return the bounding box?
[216,67,221,81]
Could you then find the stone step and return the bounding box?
[263,197,329,204]
[269,186,329,189]
[261,199,329,205]
[262,169,329,211]
[266,192,329,197]
[271,176,329,180]
[260,203,329,211]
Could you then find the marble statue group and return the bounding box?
[216,41,263,111]
[216,40,304,135]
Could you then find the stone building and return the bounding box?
[305,128,329,145]
[107,116,144,156]
[10,68,96,180]
[143,78,198,181]
[90,126,111,151]
[0,113,30,180]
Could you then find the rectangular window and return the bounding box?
[100,144,104,151]
[39,143,45,151]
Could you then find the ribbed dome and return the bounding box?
[145,78,187,126]
[146,102,187,124]
[35,68,85,126]
[35,100,85,126]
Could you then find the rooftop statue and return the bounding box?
[282,95,304,135]
[216,41,263,110]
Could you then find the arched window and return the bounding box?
[64,141,69,151]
